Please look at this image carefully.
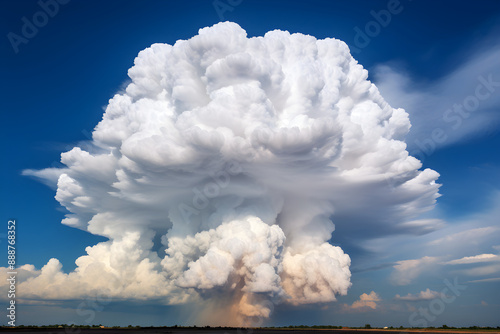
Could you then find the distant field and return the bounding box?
[0,328,499,334]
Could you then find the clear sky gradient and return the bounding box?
[1,0,500,328]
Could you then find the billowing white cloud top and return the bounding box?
[7,22,441,324]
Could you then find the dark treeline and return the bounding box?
[2,325,500,330]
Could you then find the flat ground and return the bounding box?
[1,328,499,334]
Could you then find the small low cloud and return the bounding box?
[343,291,381,312]
[395,288,443,301]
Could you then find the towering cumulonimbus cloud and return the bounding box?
[11,22,440,324]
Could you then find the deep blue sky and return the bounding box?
[1,0,500,327]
